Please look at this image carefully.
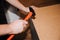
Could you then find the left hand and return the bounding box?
[19,7,30,15]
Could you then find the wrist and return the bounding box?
[7,24,12,34]
[2,24,12,35]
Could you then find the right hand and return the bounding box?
[9,20,28,34]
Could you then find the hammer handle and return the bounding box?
[7,12,32,40]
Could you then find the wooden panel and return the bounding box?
[19,0,59,7]
[32,4,60,40]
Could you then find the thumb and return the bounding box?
[23,20,28,25]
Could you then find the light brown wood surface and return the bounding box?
[32,4,60,40]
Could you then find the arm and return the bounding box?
[0,24,11,35]
[0,20,28,36]
[6,0,29,12]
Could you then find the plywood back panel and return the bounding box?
[32,4,60,40]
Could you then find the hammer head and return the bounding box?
[29,7,36,19]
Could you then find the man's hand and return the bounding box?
[9,20,28,34]
[18,7,29,15]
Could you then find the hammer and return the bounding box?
[7,7,35,40]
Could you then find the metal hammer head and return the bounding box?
[29,7,36,19]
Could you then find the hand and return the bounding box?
[18,7,30,16]
[25,7,30,12]
[9,20,28,34]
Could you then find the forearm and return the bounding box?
[6,0,29,12]
[0,24,11,35]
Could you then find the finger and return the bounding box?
[23,20,28,25]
